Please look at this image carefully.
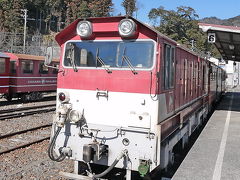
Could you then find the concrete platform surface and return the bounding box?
[172,88,240,180]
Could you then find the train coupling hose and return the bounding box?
[48,127,67,162]
[89,149,128,179]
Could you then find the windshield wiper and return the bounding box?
[121,47,138,75]
[68,44,78,72]
[96,48,112,73]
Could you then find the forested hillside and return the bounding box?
[0,0,116,55]
[0,0,137,55]
[0,0,113,34]
[201,16,240,27]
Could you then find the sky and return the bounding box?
[112,0,240,24]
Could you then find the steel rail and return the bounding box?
[0,104,56,114]
[0,123,52,139]
[0,107,56,121]
[0,95,56,106]
[0,137,50,155]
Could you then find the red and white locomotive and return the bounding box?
[0,52,58,101]
[47,16,226,179]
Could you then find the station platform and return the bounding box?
[172,88,240,180]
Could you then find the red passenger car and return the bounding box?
[1,53,58,101]
[0,52,10,96]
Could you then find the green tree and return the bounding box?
[65,0,90,25]
[0,0,114,33]
[148,6,219,56]
[45,0,66,32]
[89,0,113,17]
[65,0,113,25]
[121,0,137,16]
[0,0,23,32]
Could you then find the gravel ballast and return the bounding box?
[0,140,73,179]
[0,102,74,179]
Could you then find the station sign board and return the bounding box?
[208,33,216,43]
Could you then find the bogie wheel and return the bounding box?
[5,94,12,102]
[36,92,43,101]
[21,94,30,102]
[29,92,36,101]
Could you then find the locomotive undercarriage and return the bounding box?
[51,121,158,180]
[3,91,44,102]
[159,105,208,171]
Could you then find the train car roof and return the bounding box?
[0,52,10,58]
[4,53,59,62]
[56,16,177,45]
[55,16,222,69]
[55,16,206,59]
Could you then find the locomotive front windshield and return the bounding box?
[63,41,154,70]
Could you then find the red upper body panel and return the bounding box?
[56,16,161,94]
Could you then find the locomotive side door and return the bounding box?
[174,48,181,110]
[163,44,175,114]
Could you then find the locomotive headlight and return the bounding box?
[68,110,81,123]
[76,20,93,38]
[58,92,70,103]
[118,19,136,37]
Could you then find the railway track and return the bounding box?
[0,104,56,120]
[0,95,56,106]
[0,125,51,155]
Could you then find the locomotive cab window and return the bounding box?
[116,42,153,68]
[10,61,16,74]
[63,41,154,70]
[163,44,175,89]
[0,58,6,74]
[39,62,48,74]
[22,60,33,74]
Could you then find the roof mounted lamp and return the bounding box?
[118,18,137,38]
[76,20,93,38]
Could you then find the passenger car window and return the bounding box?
[22,60,33,74]
[39,62,48,74]
[0,58,6,74]
[10,61,16,74]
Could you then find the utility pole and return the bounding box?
[39,10,42,32]
[21,9,27,53]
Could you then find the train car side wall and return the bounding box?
[157,43,206,134]
[9,59,57,95]
[0,56,10,94]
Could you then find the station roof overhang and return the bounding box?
[199,23,240,62]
